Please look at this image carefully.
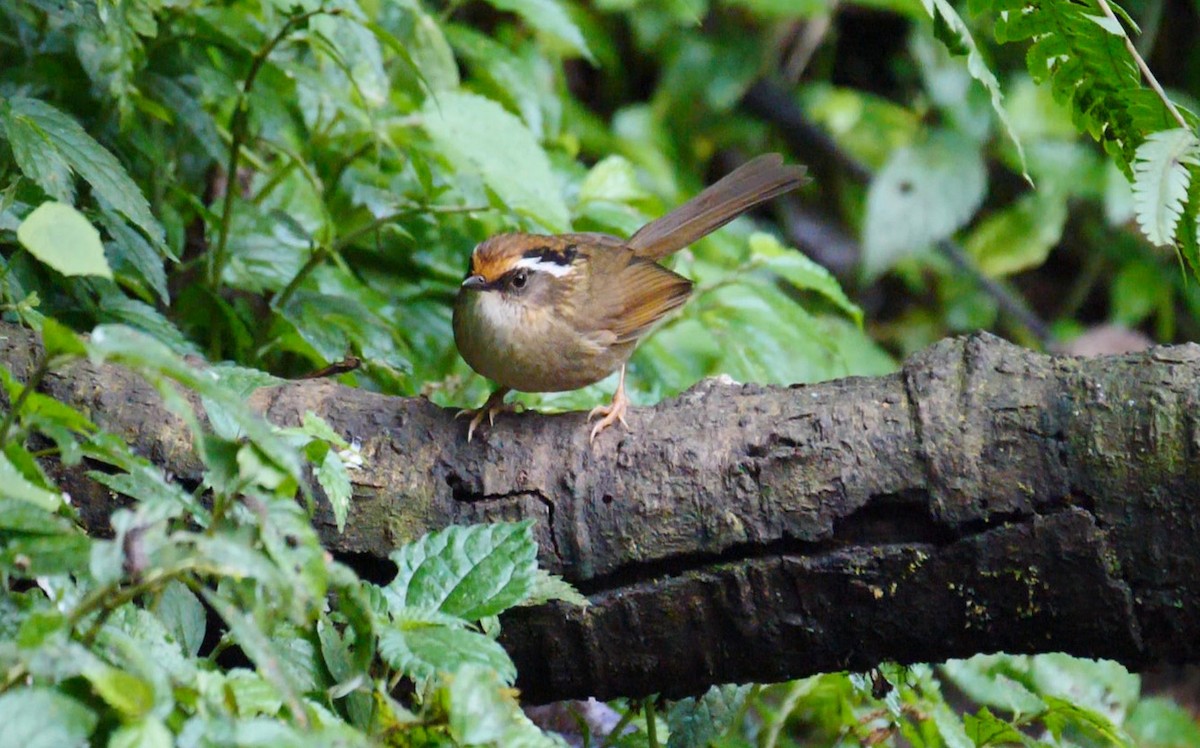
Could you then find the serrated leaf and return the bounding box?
[667,684,751,748]
[522,569,589,608]
[423,92,569,232]
[384,521,538,621]
[4,97,163,243]
[17,202,113,279]
[1131,128,1200,247]
[863,131,987,276]
[300,411,348,447]
[378,625,517,684]
[0,688,97,748]
[481,0,592,61]
[963,707,1028,745]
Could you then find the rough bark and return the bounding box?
[2,322,1199,703]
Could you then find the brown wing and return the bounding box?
[587,252,693,344]
[627,154,809,260]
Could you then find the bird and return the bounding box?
[452,153,809,442]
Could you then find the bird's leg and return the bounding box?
[588,366,631,443]
[456,386,513,442]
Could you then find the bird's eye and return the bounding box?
[511,270,528,289]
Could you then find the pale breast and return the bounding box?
[453,291,632,392]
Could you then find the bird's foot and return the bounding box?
[456,388,513,442]
[587,388,631,443]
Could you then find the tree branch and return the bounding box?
[3,322,1199,703]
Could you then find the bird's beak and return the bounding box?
[461,274,489,291]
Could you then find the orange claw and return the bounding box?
[457,387,512,442]
[587,365,632,443]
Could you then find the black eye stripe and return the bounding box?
[520,244,577,266]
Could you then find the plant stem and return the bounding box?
[209,7,337,288]
[1094,0,1188,131]
[644,697,658,748]
[599,702,638,748]
[0,353,51,449]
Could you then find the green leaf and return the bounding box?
[1126,697,1200,747]
[523,569,589,608]
[579,155,650,204]
[0,452,63,511]
[480,0,593,61]
[964,193,1068,277]
[199,589,306,719]
[378,625,517,684]
[863,131,987,276]
[963,707,1030,745]
[156,581,207,658]
[17,202,113,279]
[316,449,352,532]
[1111,262,1161,325]
[384,521,538,621]
[108,717,172,748]
[1131,128,1200,247]
[916,0,1029,181]
[83,663,155,720]
[941,656,1046,718]
[3,97,163,243]
[40,318,87,359]
[446,664,514,744]
[748,232,863,324]
[0,688,97,748]
[423,92,570,232]
[667,684,751,748]
[299,411,349,448]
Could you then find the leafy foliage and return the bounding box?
[1,0,1199,745]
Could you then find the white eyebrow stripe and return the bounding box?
[514,257,575,277]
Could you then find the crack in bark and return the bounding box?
[445,471,562,563]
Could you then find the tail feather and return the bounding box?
[627,154,809,260]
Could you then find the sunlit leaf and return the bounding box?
[423,92,570,232]
[863,131,987,276]
[17,202,112,279]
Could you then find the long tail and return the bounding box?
[627,154,809,260]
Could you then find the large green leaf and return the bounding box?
[17,202,112,280]
[384,521,538,621]
[2,97,164,243]
[423,92,570,232]
[378,625,517,684]
[863,130,987,276]
[0,688,97,748]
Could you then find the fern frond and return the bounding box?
[1131,128,1200,247]
[992,0,1184,174]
